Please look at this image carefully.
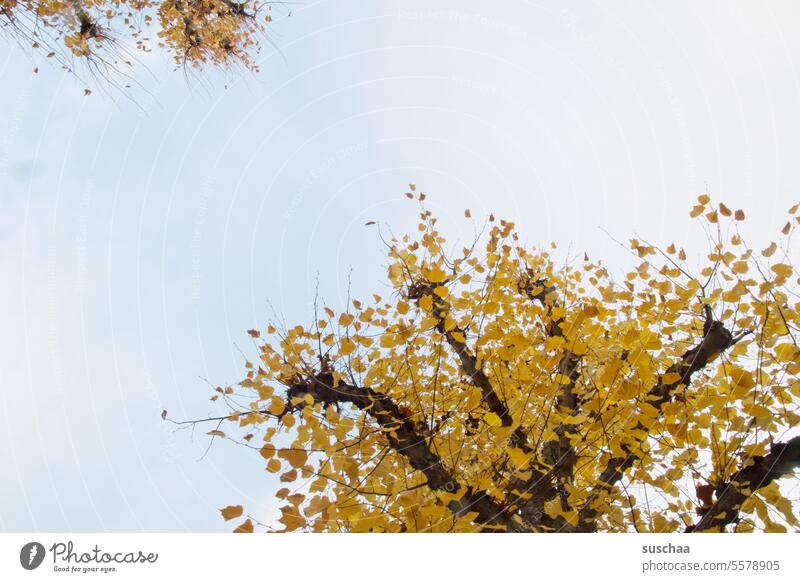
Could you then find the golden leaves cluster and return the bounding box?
[220,193,799,533]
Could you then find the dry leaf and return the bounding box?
[220,505,244,521]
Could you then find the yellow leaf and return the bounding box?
[233,518,254,533]
[388,263,404,284]
[256,384,274,401]
[761,242,777,257]
[764,521,787,533]
[339,337,356,356]
[450,331,466,343]
[465,388,483,410]
[730,367,756,391]
[220,505,243,521]
[582,304,599,318]
[424,267,447,283]
[279,505,306,532]
[732,261,748,274]
[771,263,792,278]
[266,458,281,473]
[775,343,799,363]
[279,448,308,469]
[750,405,772,419]
[544,497,562,519]
[419,295,433,311]
[280,469,298,482]
[484,412,502,427]
[507,447,531,469]
[206,430,225,437]
[339,313,355,326]
[652,513,671,532]
[570,341,588,356]
[267,398,286,416]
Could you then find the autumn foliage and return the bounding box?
[1,0,274,73]
[203,193,800,533]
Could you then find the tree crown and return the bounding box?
[181,194,800,533]
[1,0,275,77]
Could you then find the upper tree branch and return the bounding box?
[519,274,583,487]
[285,371,529,532]
[408,280,529,449]
[408,279,565,527]
[686,436,800,532]
[576,306,747,531]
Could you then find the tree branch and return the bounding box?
[286,371,529,532]
[686,436,800,532]
[576,307,745,531]
[408,279,568,528]
[518,274,583,485]
[409,280,530,449]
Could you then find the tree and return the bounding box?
[176,193,800,533]
[1,0,276,79]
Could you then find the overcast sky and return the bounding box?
[1,0,798,531]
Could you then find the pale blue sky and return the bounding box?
[1,0,798,531]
